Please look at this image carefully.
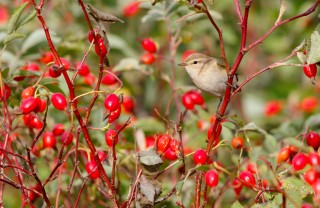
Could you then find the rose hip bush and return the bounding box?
[1,0,320,207]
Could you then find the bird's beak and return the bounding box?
[178,62,187,67]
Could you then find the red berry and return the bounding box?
[104,94,120,112]
[197,0,203,3]
[141,38,157,53]
[48,65,61,78]
[309,152,320,166]
[164,148,178,161]
[123,2,140,17]
[157,134,171,153]
[169,139,180,152]
[0,6,9,26]
[38,99,47,112]
[105,129,118,147]
[306,131,320,150]
[76,62,90,76]
[83,73,95,85]
[33,97,43,112]
[87,29,101,43]
[262,179,268,189]
[239,170,256,187]
[303,64,317,78]
[102,73,118,85]
[205,170,219,187]
[52,123,65,136]
[20,97,38,114]
[189,91,204,105]
[21,86,35,99]
[264,100,282,116]
[26,63,40,71]
[182,93,194,110]
[277,147,291,163]
[246,162,256,174]
[61,131,73,145]
[304,168,317,185]
[40,51,54,64]
[122,96,134,113]
[29,115,43,129]
[193,149,207,165]
[51,93,67,110]
[86,160,100,179]
[108,105,121,123]
[313,178,320,195]
[140,52,155,65]
[292,153,309,171]
[23,114,32,127]
[301,97,318,113]
[232,137,244,149]
[145,136,155,148]
[302,203,314,208]
[59,58,70,70]
[43,132,56,148]
[0,84,11,101]
[98,151,107,161]
[232,178,243,196]
[95,38,107,56]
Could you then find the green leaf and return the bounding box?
[238,122,268,135]
[1,68,10,79]
[263,134,277,153]
[39,78,59,86]
[17,10,37,28]
[231,201,243,208]
[7,2,29,34]
[296,52,306,64]
[283,177,312,208]
[3,32,26,45]
[195,165,210,172]
[307,25,320,64]
[304,113,320,129]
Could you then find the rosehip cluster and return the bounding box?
[104,93,122,123]
[156,134,180,161]
[140,38,157,65]
[181,90,206,110]
[87,29,108,57]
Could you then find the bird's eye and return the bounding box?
[193,61,198,64]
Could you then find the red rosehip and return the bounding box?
[104,94,120,112]
[262,179,268,189]
[105,129,118,147]
[86,160,100,179]
[145,136,155,148]
[52,123,65,136]
[182,93,194,110]
[108,106,121,123]
[232,178,243,196]
[303,64,317,78]
[123,2,140,17]
[232,137,244,149]
[40,51,54,64]
[20,97,38,114]
[95,38,107,56]
[141,38,157,53]
[304,168,317,185]
[277,147,291,163]
[23,114,32,127]
[21,86,35,99]
[197,0,203,3]
[0,84,11,101]
[122,96,134,113]
[48,65,61,78]
[87,29,101,43]
[239,170,256,187]
[83,73,95,85]
[33,97,43,112]
[164,148,178,161]
[205,170,219,187]
[157,134,171,153]
[0,6,9,26]
[51,93,67,110]
[169,139,180,152]
[306,131,320,150]
[61,131,73,145]
[98,150,107,161]
[313,178,320,195]
[292,153,309,171]
[264,100,282,116]
[76,62,90,76]
[59,58,70,70]
[29,115,43,129]
[140,52,155,65]
[189,91,204,105]
[43,132,56,148]
[302,203,314,208]
[102,73,118,85]
[38,99,47,112]
[309,152,320,166]
[246,162,256,174]
[301,97,318,113]
[193,149,207,165]
[27,63,40,71]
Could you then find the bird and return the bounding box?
[178,53,228,98]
